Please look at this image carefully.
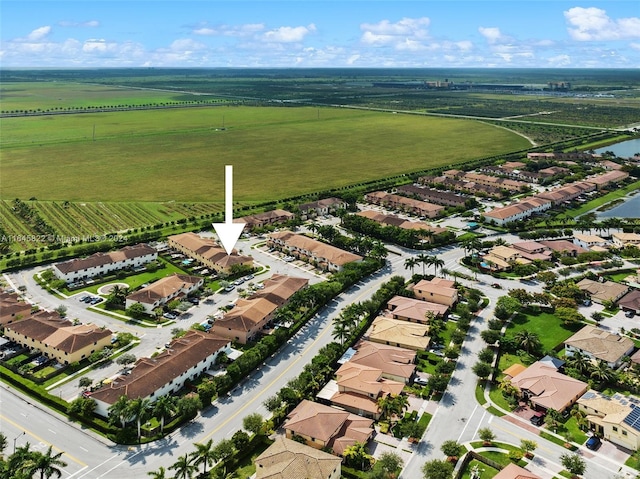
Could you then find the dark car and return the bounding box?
[586,435,601,450]
[625,310,635,318]
[530,413,545,426]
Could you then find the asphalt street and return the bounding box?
[1,226,636,478]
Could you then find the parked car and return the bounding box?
[491,283,502,289]
[80,295,90,302]
[163,312,177,320]
[90,297,103,305]
[224,285,235,292]
[586,435,602,450]
[530,413,545,426]
[188,297,199,305]
[625,310,635,318]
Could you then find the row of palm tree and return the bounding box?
[403,253,445,277]
[376,394,410,424]
[107,394,178,441]
[0,437,67,479]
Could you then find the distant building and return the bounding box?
[167,232,253,274]
[366,316,430,351]
[584,170,629,190]
[268,231,362,272]
[612,232,640,248]
[53,244,157,284]
[237,209,295,230]
[298,198,346,219]
[573,234,609,251]
[483,197,552,226]
[364,191,444,218]
[576,278,629,305]
[387,295,449,321]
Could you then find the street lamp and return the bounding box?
[13,431,25,453]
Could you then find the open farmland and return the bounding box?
[1,105,529,203]
[0,81,227,113]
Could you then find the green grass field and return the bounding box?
[506,311,583,351]
[1,105,529,202]
[1,81,225,112]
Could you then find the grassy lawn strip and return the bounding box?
[460,459,500,479]
[487,406,505,417]
[488,385,513,412]
[476,383,488,406]
[539,431,578,451]
[625,452,640,471]
[506,310,582,352]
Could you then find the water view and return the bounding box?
[595,138,640,158]
[597,193,640,218]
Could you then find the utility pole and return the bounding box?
[13,431,25,453]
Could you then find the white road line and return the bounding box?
[471,411,487,440]
[79,446,88,452]
[456,404,478,443]
[47,428,57,434]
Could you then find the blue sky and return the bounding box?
[1,1,639,68]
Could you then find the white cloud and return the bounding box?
[82,39,117,53]
[192,23,265,37]
[360,17,430,47]
[59,20,99,28]
[347,54,360,65]
[630,43,640,51]
[361,17,430,36]
[564,7,640,41]
[262,24,316,43]
[456,41,473,52]
[478,26,503,44]
[547,54,571,66]
[26,26,52,41]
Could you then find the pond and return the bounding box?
[597,194,640,219]
[595,138,640,158]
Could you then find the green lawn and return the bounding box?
[556,417,588,444]
[2,106,529,202]
[488,385,514,412]
[460,459,499,479]
[506,311,583,352]
[62,258,189,296]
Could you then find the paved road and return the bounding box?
[2,229,636,478]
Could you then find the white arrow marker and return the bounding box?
[212,165,245,255]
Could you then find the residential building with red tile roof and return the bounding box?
[395,184,468,207]
[585,170,629,190]
[268,231,362,271]
[53,244,157,283]
[387,295,448,321]
[255,436,341,479]
[167,232,253,274]
[298,198,346,219]
[0,291,32,326]
[125,273,204,314]
[510,360,588,413]
[364,191,444,218]
[236,209,295,230]
[483,197,552,226]
[350,341,416,384]
[283,400,374,456]
[410,277,458,306]
[494,463,542,479]
[576,278,629,305]
[355,210,447,240]
[618,290,640,315]
[539,239,588,257]
[211,274,308,344]
[4,311,112,365]
[330,362,404,419]
[90,330,230,417]
[612,232,640,248]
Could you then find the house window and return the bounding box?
[622,430,628,436]
[613,426,618,432]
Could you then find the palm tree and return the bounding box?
[514,330,542,354]
[391,394,409,420]
[128,397,153,441]
[169,453,197,479]
[332,320,350,346]
[377,396,394,422]
[147,466,168,479]
[27,446,68,479]
[153,395,176,435]
[416,253,430,276]
[404,257,418,274]
[191,439,216,476]
[431,256,445,276]
[108,395,132,429]
[589,360,614,385]
[566,351,591,375]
